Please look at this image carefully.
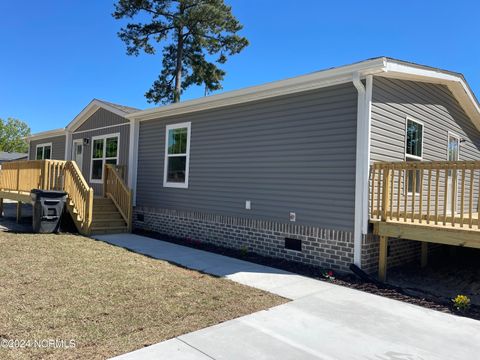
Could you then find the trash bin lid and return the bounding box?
[30,189,68,198]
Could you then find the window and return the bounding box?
[164,122,191,188]
[405,118,423,194]
[405,118,423,159]
[90,134,119,183]
[35,143,52,160]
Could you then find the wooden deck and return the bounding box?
[370,161,480,281]
[0,160,132,235]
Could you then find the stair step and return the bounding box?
[92,211,124,220]
[92,218,126,227]
[90,226,128,235]
[94,197,114,204]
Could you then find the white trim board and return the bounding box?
[72,122,130,135]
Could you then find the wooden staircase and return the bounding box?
[0,160,132,236]
[90,197,129,234]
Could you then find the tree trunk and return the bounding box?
[174,28,183,103]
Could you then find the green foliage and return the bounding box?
[0,118,31,153]
[113,0,249,104]
[452,294,471,312]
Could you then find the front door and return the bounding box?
[446,134,460,214]
[72,139,83,172]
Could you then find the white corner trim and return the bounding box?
[163,122,191,189]
[362,75,373,235]
[65,131,72,160]
[353,72,367,268]
[128,118,140,205]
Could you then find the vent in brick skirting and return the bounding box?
[137,213,144,222]
[284,238,302,252]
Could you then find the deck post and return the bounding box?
[16,201,22,223]
[421,242,428,268]
[378,235,388,282]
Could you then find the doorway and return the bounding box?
[72,139,84,172]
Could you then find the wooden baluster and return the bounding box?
[427,164,432,224]
[460,166,465,228]
[404,164,408,222]
[382,168,391,222]
[435,168,440,225]
[443,166,448,226]
[396,167,402,221]
[377,167,382,220]
[452,164,457,227]
[469,166,474,229]
[389,168,394,220]
[419,168,424,224]
[411,164,416,223]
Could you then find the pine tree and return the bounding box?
[113,0,249,104]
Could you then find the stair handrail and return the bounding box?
[104,164,132,232]
[64,161,94,234]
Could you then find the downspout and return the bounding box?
[352,72,367,268]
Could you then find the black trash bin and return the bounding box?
[31,189,67,233]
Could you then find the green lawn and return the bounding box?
[0,233,286,359]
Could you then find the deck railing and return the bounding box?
[64,161,94,234]
[0,160,94,234]
[370,161,480,229]
[104,164,132,232]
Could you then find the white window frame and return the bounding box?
[404,116,424,161]
[447,131,461,161]
[163,122,191,189]
[404,117,424,195]
[89,133,120,184]
[35,142,52,160]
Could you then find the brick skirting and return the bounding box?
[133,207,355,271]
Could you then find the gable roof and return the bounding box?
[127,57,480,131]
[65,99,139,132]
[28,99,138,140]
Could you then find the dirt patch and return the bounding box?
[0,233,286,360]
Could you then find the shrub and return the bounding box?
[452,295,471,312]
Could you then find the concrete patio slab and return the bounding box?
[97,233,480,360]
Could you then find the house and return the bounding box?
[0,152,27,167]
[22,57,480,275]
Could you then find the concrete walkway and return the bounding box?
[94,234,480,360]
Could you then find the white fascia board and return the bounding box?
[383,61,480,130]
[27,128,66,141]
[127,58,387,122]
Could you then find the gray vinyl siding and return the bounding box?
[371,77,480,162]
[370,77,480,213]
[136,83,358,231]
[75,108,129,132]
[29,135,66,160]
[72,124,130,194]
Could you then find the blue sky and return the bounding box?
[1,0,478,133]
